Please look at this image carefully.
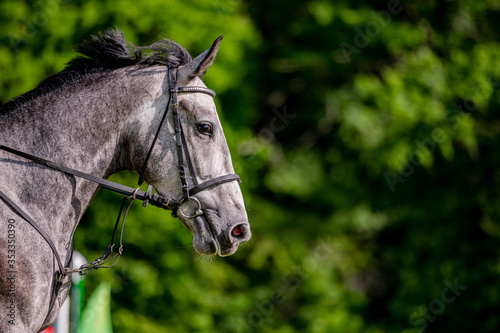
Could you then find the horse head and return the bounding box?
[134,36,251,257]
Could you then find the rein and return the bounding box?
[0,66,240,282]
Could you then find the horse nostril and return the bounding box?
[232,225,243,237]
[231,223,248,240]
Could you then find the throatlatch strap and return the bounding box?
[138,93,172,186]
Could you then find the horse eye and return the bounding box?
[197,123,213,135]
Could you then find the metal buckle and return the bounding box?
[178,197,203,218]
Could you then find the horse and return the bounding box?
[0,29,251,332]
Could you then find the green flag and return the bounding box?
[80,282,113,333]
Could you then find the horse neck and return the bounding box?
[0,67,168,256]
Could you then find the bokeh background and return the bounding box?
[1,0,500,332]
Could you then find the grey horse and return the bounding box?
[0,29,251,332]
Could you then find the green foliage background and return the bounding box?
[1,0,500,332]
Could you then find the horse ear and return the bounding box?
[178,36,223,82]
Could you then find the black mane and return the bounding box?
[1,29,192,113]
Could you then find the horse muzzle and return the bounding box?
[183,208,251,257]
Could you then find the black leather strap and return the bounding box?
[180,123,199,187]
[188,174,241,197]
[0,188,65,274]
[138,91,172,186]
[0,144,180,210]
[0,186,72,324]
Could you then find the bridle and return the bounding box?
[138,66,241,218]
[0,66,241,283]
